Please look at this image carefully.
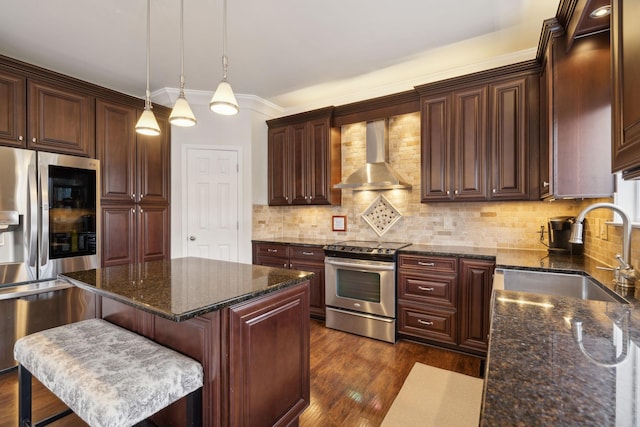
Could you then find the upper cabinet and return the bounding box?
[96,98,170,205]
[0,70,26,148]
[539,20,613,199]
[267,107,341,206]
[611,0,640,178]
[28,79,95,157]
[417,64,539,202]
[0,67,95,157]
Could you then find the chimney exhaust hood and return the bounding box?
[334,120,412,191]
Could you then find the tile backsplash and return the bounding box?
[253,112,640,269]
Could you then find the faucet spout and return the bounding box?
[570,202,636,288]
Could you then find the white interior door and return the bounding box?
[185,147,239,262]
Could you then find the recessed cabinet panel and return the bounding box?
[138,205,170,263]
[490,78,528,199]
[421,95,451,201]
[0,70,26,147]
[102,205,136,267]
[137,112,169,204]
[96,99,137,202]
[454,86,487,200]
[27,80,95,157]
[612,0,640,177]
[267,126,290,205]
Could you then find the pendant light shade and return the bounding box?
[210,0,239,115]
[136,0,160,136]
[210,78,239,115]
[170,0,197,127]
[136,107,161,136]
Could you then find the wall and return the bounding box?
[253,111,640,270]
[158,89,280,264]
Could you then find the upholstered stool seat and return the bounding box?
[14,318,203,427]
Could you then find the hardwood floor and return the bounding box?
[0,319,482,427]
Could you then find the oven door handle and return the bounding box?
[324,258,395,271]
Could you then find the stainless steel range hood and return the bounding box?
[334,120,412,190]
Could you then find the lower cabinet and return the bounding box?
[252,242,326,319]
[100,282,310,427]
[397,254,495,356]
[102,204,170,267]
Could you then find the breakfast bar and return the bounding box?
[60,257,314,427]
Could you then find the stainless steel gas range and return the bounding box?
[323,241,411,343]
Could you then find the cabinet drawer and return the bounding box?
[289,245,325,263]
[398,272,456,307]
[254,243,289,260]
[398,302,457,345]
[398,254,457,273]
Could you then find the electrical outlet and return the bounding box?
[600,221,608,241]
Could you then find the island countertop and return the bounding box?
[59,257,314,322]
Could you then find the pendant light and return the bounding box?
[136,0,161,136]
[209,0,239,115]
[169,0,197,127]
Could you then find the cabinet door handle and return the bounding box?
[418,319,434,326]
[446,190,450,195]
[284,263,288,268]
[32,137,37,143]
[454,189,459,195]
[267,248,278,253]
[543,181,549,188]
[19,136,24,141]
[418,286,435,292]
[189,236,196,241]
[492,188,496,194]
[302,251,314,256]
[418,261,435,267]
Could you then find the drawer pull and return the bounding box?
[302,251,315,256]
[418,262,435,267]
[418,286,435,292]
[418,319,434,326]
[267,248,278,253]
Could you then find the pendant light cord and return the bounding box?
[221,0,228,81]
[179,0,185,91]
[145,0,152,109]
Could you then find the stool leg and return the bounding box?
[186,388,202,427]
[18,364,32,427]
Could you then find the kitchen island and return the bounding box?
[60,257,313,427]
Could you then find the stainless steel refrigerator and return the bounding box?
[0,146,100,371]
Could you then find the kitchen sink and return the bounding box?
[493,269,627,304]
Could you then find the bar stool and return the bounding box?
[14,318,203,427]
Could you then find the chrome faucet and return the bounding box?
[569,202,637,288]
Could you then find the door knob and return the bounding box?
[189,236,196,241]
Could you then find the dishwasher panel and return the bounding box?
[0,281,96,372]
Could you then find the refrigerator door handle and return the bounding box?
[27,163,38,270]
[39,165,49,270]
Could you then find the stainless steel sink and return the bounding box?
[493,269,627,304]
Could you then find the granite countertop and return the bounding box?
[60,257,314,322]
[399,244,640,425]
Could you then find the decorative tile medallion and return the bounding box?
[361,195,402,236]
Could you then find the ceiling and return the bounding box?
[0,0,560,113]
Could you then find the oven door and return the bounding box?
[324,256,396,318]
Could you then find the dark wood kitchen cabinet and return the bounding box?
[101,204,170,267]
[417,63,538,202]
[0,70,26,148]
[397,253,494,357]
[266,107,341,206]
[27,79,95,157]
[97,99,171,267]
[458,258,494,353]
[611,0,640,179]
[539,24,613,198]
[397,254,459,346]
[252,242,326,319]
[0,67,94,156]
